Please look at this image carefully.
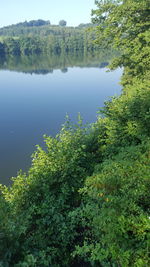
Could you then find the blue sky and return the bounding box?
[0,0,96,28]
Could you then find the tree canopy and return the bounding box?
[92,0,150,82]
[59,20,67,27]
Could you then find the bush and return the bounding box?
[97,77,150,157]
[0,119,101,266]
[74,142,150,266]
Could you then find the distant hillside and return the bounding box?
[0,20,93,37]
[3,19,51,28]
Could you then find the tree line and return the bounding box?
[0,21,93,37]
[0,26,99,56]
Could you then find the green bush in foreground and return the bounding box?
[0,119,100,266]
[74,142,150,266]
[97,77,150,157]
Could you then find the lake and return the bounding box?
[0,52,122,185]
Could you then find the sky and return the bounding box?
[0,0,96,28]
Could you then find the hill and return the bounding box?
[0,20,93,37]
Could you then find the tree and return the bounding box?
[92,0,150,82]
[72,1,150,266]
[0,42,5,55]
[59,20,67,27]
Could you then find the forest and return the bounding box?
[0,0,150,266]
[0,22,97,55]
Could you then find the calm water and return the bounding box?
[0,53,122,185]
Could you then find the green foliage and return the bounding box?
[0,23,102,57]
[74,142,150,266]
[19,36,43,55]
[3,38,20,55]
[0,42,5,55]
[4,19,50,29]
[0,27,101,56]
[59,20,67,27]
[96,77,150,156]
[92,0,150,82]
[0,119,100,266]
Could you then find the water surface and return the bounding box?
[0,52,122,185]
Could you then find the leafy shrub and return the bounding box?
[0,119,101,266]
[97,77,150,157]
[74,142,150,266]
